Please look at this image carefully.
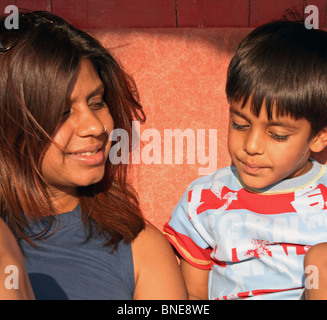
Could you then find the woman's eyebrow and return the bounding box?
[68,84,105,103]
[87,84,105,101]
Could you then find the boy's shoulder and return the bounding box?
[316,161,327,183]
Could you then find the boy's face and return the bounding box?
[227,99,318,190]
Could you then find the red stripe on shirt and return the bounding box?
[195,185,327,215]
[163,223,212,270]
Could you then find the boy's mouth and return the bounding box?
[242,161,265,174]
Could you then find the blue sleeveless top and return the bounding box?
[20,205,135,300]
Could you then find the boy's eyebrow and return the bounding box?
[229,106,300,129]
[229,107,249,121]
[268,120,299,129]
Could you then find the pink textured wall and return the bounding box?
[90,28,249,228]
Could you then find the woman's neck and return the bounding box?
[48,187,79,214]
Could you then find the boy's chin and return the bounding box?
[238,175,272,191]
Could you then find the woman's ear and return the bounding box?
[310,127,327,153]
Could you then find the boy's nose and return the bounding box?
[243,130,264,155]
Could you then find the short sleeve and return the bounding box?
[163,188,213,270]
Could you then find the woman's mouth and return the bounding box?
[74,151,98,156]
[67,144,105,166]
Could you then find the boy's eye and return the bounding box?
[231,122,249,131]
[269,132,289,142]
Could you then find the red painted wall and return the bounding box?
[1,0,326,29]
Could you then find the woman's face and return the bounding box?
[41,59,114,203]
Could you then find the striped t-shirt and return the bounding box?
[164,160,327,300]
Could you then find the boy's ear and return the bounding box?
[310,127,327,153]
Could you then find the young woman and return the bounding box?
[0,11,187,300]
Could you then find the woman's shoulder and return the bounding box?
[131,222,175,269]
[131,222,188,300]
[0,218,21,257]
[132,222,167,246]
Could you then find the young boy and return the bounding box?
[164,20,327,300]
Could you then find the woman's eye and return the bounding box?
[89,100,106,110]
[270,132,289,142]
[231,122,249,131]
[60,108,71,121]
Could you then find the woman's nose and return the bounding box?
[75,107,106,137]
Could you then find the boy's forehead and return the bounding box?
[229,100,308,127]
[230,98,280,117]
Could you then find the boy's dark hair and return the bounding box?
[226,20,327,138]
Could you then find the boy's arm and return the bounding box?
[180,258,209,300]
[164,186,212,300]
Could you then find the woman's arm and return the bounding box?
[132,223,188,300]
[0,218,35,300]
[304,242,327,300]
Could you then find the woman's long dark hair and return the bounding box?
[0,11,146,248]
